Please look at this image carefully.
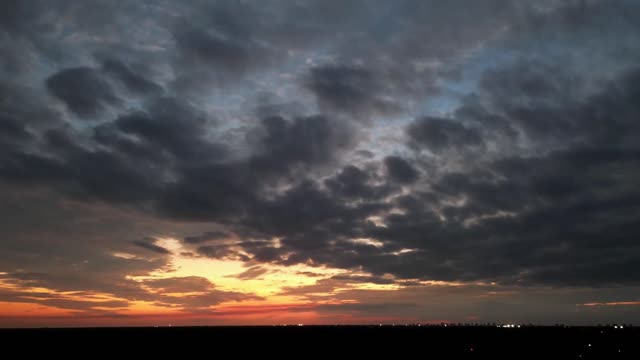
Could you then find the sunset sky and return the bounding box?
[1,0,640,328]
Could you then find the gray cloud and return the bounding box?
[101,59,163,95]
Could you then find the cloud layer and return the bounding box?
[2,0,640,325]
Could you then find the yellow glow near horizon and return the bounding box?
[135,237,355,297]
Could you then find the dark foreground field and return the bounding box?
[2,326,638,358]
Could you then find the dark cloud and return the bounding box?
[0,82,61,135]
[0,151,66,186]
[46,67,119,117]
[463,147,640,286]
[452,60,585,145]
[107,98,223,162]
[131,239,171,255]
[306,65,400,118]
[197,244,250,262]
[324,165,393,200]
[0,116,33,146]
[186,54,640,288]
[0,145,157,204]
[170,9,277,93]
[0,0,25,32]
[384,156,420,184]
[407,117,484,153]
[230,266,269,280]
[158,114,353,221]
[254,115,353,171]
[331,274,396,285]
[356,61,640,286]
[184,231,231,244]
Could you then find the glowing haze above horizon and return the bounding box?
[1,0,640,327]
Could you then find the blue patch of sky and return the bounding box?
[420,46,519,118]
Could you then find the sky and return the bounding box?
[1,0,640,327]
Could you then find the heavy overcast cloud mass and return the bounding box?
[1,0,640,327]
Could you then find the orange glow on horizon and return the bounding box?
[0,237,471,327]
[580,301,640,307]
[0,238,400,326]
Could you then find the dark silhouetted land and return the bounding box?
[1,325,638,358]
